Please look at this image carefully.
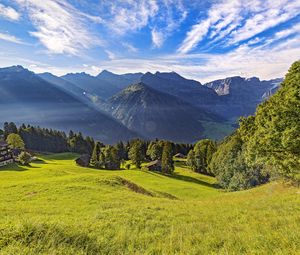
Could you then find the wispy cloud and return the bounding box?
[151,29,164,48]
[177,0,242,53]
[101,0,159,35]
[0,3,20,21]
[178,0,300,53]
[15,0,103,55]
[122,42,138,53]
[0,32,23,44]
[101,0,187,48]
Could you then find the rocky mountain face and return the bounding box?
[204,76,283,119]
[105,82,225,143]
[0,66,138,143]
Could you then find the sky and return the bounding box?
[0,0,299,82]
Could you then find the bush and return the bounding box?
[17,152,32,165]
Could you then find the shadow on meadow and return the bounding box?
[169,173,219,189]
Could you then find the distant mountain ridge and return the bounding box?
[0,66,138,143]
[105,82,225,142]
[0,65,282,142]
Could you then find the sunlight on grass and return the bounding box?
[0,153,299,254]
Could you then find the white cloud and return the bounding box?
[178,0,300,53]
[0,32,23,44]
[105,50,117,60]
[122,42,138,53]
[151,29,164,48]
[102,0,159,35]
[15,0,103,55]
[102,0,187,48]
[0,3,20,21]
[177,0,242,53]
[229,0,300,45]
[75,35,300,82]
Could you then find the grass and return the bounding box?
[0,153,299,254]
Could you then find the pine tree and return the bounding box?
[128,139,144,168]
[90,142,101,167]
[161,141,174,174]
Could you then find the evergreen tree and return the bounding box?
[146,140,163,160]
[187,150,196,171]
[103,146,120,169]
[128,139,144,168]
[3,122,18,138]
[161,141,174,174]
[90,142,101,167]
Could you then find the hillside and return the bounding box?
[0,153,299,254]
[106,82,229,142]
[141,71,220,107]
[0,66,138,143]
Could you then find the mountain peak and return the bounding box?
[0,65,28,73]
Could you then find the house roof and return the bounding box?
[146,160,161,167]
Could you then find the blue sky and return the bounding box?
[0,0,299,82]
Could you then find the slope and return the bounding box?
[0,66,138,143]
[0,153,298,254]
[106,82,227,142]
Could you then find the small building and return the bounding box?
[174,153,186,158]
[145,160,162,171]
[75,154,90,167]
[0,141,14,167]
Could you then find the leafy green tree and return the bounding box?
[6,133,25,150]
[209,133,268,190]
[128,139,144,168]
[17,151,32,165]
[241,61,300,178]
[161,141,174,174]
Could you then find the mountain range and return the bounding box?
[0,65,282,143]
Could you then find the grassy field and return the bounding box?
[0,153,299,254]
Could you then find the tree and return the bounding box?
[17,151,32,165]
[103,146,120,169]
[146,140,163,160]
[3,122,18,138]
[193,139,217,175]
[209,132,268,191]
[128,140,144,168]
[241,61,300,178]
[161,142,174,174]
[187,150,196,171]
[6,133,25,150]
[90,142,101,167]
[115,141,127,161]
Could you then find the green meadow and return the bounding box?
[0,153,299,254]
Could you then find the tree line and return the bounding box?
[1,122,193,174]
